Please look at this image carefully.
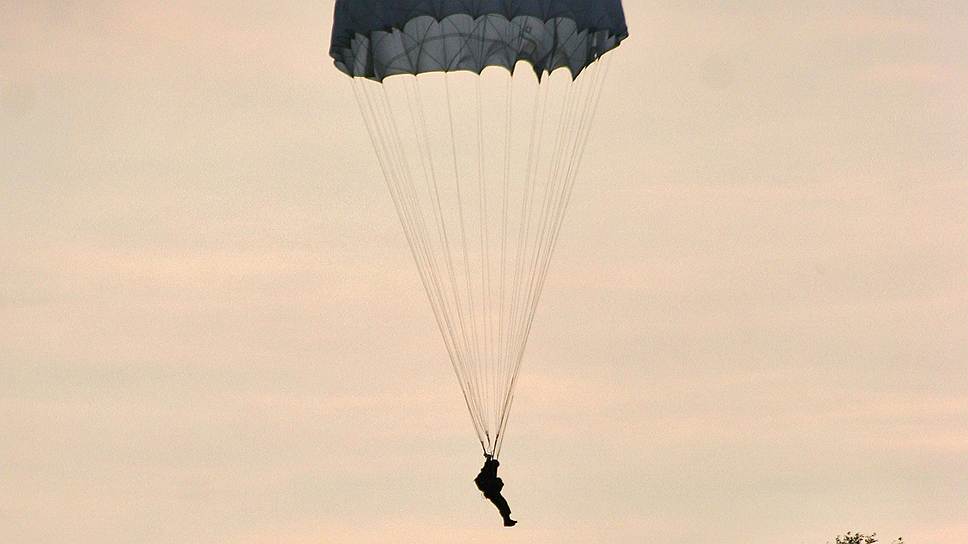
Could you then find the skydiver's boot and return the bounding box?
[503,516,517,527]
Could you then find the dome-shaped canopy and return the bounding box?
[330,0,628,81]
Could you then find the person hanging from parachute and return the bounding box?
[474,454,516,526]
[329,0,627,526]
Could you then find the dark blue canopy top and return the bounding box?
[330,0,628,81]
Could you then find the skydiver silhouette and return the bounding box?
[474,454,517,526]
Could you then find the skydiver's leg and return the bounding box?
[486,492,513,522]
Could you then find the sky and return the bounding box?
[2,1,967,543]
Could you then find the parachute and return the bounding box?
[330,0,627,458]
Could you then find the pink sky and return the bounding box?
[2,1,967,543]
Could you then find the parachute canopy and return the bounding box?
[330,0,628,81]
[330,0,626,458]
